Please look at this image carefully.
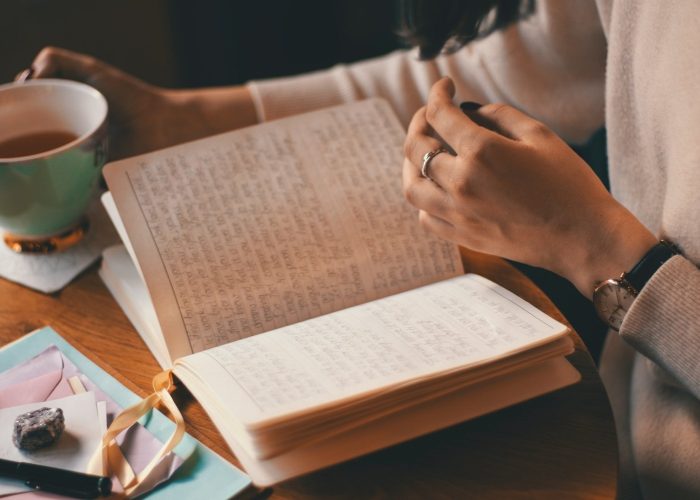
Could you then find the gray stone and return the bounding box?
[12,407,65,451]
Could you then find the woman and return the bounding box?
[25,1,700,497]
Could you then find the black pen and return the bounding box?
[0,458,112,498]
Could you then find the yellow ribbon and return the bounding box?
[87,370,185,497]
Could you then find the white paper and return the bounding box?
[0,200,119,293]
[0,392,103,495]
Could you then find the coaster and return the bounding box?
[0,201,119,293]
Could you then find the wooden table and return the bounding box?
[0,248,618,499]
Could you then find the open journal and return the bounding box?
[99,98,579,486]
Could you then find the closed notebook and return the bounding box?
[99,98,581,486]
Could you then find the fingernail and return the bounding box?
[460,101,482,112]
[15,66,34,83]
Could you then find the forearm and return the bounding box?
[164,85,258,135]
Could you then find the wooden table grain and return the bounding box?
[0,248,618,499]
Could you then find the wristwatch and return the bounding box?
[593,240,679,330]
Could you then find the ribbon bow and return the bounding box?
[87,370,185,497]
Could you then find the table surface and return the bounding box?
[0,248,618,499]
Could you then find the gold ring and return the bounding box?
[3,217,90,254]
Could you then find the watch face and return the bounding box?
[593,280,636,330]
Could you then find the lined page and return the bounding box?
[106,99,462,357]
[177,274,568,426]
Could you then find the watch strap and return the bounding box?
[623,240,679,293]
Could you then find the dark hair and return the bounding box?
[398,0,535,59]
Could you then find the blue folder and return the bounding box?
[0,326,252,499]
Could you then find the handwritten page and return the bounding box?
[179,274,568,427]
[106,99,462,358]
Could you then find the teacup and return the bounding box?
[0,79,108,252]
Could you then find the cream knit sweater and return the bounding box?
[248,1,700,497]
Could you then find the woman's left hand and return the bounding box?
[403,77,657,298]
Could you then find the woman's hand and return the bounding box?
[403,77,657,298]
[26,47,257,160]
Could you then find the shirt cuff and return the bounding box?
[247,65,361,123]
[619,255,700,397]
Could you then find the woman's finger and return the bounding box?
[425,77,509,156]
[32,47,85,79]
[417,210,455,241]
[31,47,107,82]
[470,103,550,142]
[405,107,457,188]
[402,158,452,219]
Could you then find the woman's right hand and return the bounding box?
[26,47,257,160]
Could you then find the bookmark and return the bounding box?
[87,370,185,497]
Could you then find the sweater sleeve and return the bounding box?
[247,0,607,143]
[620,255,700,399]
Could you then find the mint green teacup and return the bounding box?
[0,79,108,247]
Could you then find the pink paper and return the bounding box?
[0,370,62,407]
[0,348,63,389]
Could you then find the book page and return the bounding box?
[105,99,462,359]
[177,274,569,426]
